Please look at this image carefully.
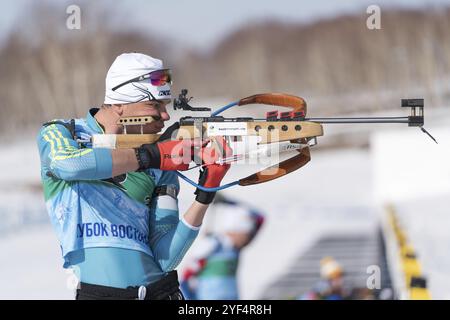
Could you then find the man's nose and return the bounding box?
[159,111,170,121]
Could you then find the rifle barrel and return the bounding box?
[304,116,410,124]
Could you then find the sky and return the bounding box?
[1,0,450,50]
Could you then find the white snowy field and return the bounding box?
[0,225,76,300]
[0,139,76,299]
[0,106,449,299]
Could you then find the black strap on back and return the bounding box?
[43,119,125,188]
[42,119,76,140]
[42,119,77,179]
[41,118,129,187]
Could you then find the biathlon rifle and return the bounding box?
[91,89,436,192]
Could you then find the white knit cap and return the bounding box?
[213,205,257,234]
[104,53,172,104]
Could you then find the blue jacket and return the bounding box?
[37,108,199,288]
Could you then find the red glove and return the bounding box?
[135,122,207,171]
[195,137,232,204]
[136,139,199,171]
[158,139,200,171]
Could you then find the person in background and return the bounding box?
[300,257,350,300]
[180,193,265,300]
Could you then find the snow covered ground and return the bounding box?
[0,225,75,299]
